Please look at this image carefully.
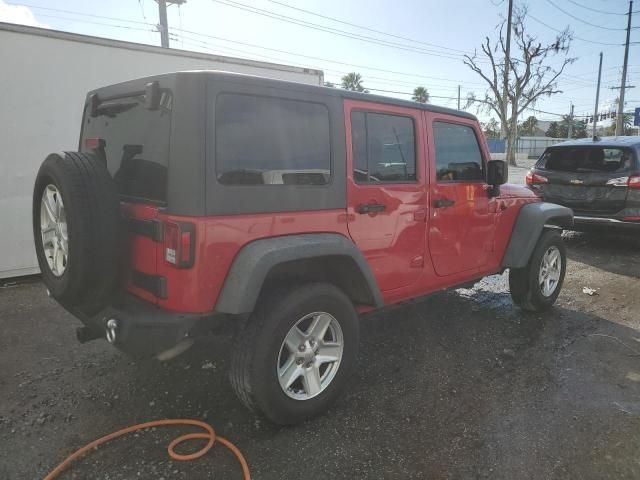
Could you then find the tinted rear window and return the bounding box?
[215,94,331,185]
[81,92,172,203]
[539,147,634,173]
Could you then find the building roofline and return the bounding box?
[0,21,324,78]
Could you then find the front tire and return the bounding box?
[229,283,359,425]
[509,229,566,312]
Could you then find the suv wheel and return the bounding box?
[509,229,566,312]
[229,283,359,425]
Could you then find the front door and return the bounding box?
[426,115,496,277]
[345,100,427,292]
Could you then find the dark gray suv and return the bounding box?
[526,137,640,230]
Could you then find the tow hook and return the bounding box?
[105,318,118,344]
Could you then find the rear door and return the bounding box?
[535,146,635,215]
[345,99,427,292]
[80,88,173,303]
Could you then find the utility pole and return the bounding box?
[592,52,603,139]
[157,0,169,48]
[567,103,575,139]
[615,0,633,135]
[501,0,514,141]
[155,0,186,48]
[457,85,461,110]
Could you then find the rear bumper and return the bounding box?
[67,294,234,359]
[573,215,640,230]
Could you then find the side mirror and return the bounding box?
[487,159,507,186]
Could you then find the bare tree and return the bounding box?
[463,6,575,166]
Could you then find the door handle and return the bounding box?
[357,203,386,214]
[433,198,455,208]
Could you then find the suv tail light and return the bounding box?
[164,221,195,268]
[628,175,640,189]
[525,171,548,185]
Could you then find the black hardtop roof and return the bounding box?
[90,70,478,122]
[550,136,640,149]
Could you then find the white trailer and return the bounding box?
[0,22,324,278]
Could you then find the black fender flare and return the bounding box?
[502,202,573,269]
[214,233,384,314]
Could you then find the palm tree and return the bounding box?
[341,72,366,92]
[412,86,429,103]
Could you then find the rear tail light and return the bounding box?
[628,175,640,189]
[164,221,195,268]
[525,171,548,185]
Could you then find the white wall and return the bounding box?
[0,25,322,278]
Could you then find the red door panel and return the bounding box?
[344,100,427,292]
[425,114,497,277]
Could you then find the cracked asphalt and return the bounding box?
[1,230,639,479]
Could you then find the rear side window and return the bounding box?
[216,94,331,185]
[81,92,172,203]
[539,147,634,173]
[433,122,484,182]
[350,111,416,183]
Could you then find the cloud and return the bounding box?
[0,0,48,28]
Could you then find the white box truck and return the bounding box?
[0,22,324,278]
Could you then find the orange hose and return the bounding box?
[43,419,250,480]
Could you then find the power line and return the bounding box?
[565,0,629,15]
[528,13,626,45]
[266,0,473,56]
[170,26,488,85]
[211,0,486,63]
[27,12,154,33]
[7,3,154,26]
[546,0,636,30]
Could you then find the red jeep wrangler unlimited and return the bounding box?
[33,71,572,424]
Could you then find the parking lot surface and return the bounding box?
[1,230,639,479]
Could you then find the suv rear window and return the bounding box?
[215,94,331,185]
[539,146,634,173]
[82,92,172,204]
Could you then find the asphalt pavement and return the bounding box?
[1,228,639,479]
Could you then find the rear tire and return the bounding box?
[33,152,120,312]
[229,283,359,425]
[509,229,566,312]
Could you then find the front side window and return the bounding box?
[433,121,484,182]
[351,111,416,183]
[216,94,331,185]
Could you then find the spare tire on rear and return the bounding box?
[33,152,121,313]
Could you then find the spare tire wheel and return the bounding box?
[33,152,121,312]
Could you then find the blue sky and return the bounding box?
[2,0,638,125]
